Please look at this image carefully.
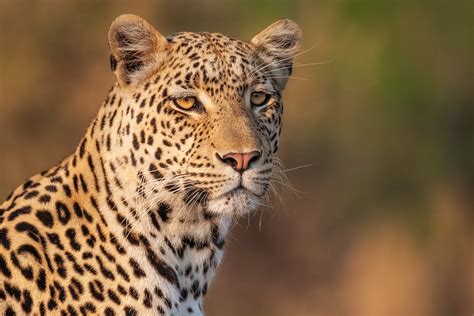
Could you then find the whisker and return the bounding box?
[252,43,319,74]
[283,164,313,172]
[258,60,333,77]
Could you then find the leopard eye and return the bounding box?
[250,92,270,107]
[173,96,199,110]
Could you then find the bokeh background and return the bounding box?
[0,1,472,315]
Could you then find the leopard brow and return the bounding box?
[168,90,198,99]
[250,84,276,95]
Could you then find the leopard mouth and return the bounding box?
[224,185,265,198]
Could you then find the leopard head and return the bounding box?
[106,14,302,216]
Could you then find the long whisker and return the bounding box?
[251,43,319,74]
[258,60,333,77]
[283,164,312,172]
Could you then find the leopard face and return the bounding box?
[106,15,302,216]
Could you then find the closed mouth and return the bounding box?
[210,182,266,200]
[226,185,265,198]
[212,186,251,200]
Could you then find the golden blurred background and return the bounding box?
[0,1,472,315]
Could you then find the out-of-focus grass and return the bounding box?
[0,1,472,315]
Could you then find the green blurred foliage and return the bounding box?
[0,1,472,315]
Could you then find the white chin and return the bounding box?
[207,189,260,216]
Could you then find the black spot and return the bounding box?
[129,287,139,300]
[136,113,144,124]
[107,289,121,305]
[157,203,172,222]
[143,241,178,286]
[149,212,161,231]
[73,202,84,218]
[21,290,33,313]
[157,306,165,315]
[154,147,162,160]
[149,94,156,107]
[53,281,66,302]
[114,285,125,296]
[47,298,57,311]
[15,222,40,242]
[36,210,54,228]
[4,281,21,301]
[95,256,115,280]
[149,163,163,179]
[116,264,130,282]
[88,281,105,301]
[68,284,79,301]
[45,185,58,192]
[124,306,138,316]
[5,307,16,316]
[190,280,201,299]
[0,228,10,249]
[38,194,51,204]
[129,258,146,278]
[179,288,188,302]
[65,251,85,275]
[17,244,42,263]
[132,133,140,150]
[84,264,97,275]
[50,176,63,184]
[54,254,67,278]
[55,201,71,225]
[63,184,72,198]
[47,233,64,250]
[0,253,12,277]
[65,228,81,251]
[99,245,116,262]
[70,278,84,295]
[24,190,39,199]
[67,305,78,316]
[7,206,31,221]
[212,225,225,249]
[105,307,115,316]
[143,289,153,308]
[79,174,89,193]
[36,269,47,291]
[203,210,215,220]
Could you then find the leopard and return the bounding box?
[0,14,302,316]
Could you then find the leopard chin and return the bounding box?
[207,188,261,216]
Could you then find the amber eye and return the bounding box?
[250,92,270,107]
[173,96,199,110]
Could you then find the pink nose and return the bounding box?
[220,151,261,172]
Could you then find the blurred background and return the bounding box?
[0,1,472,315]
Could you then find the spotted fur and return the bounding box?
[0,14,301,315]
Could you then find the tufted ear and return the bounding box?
[251,19,302,90]
[108,14,167,87]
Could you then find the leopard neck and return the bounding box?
[65,85,233,309]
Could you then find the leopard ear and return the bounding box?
[251,19,302,90]
[108,14,167,87]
